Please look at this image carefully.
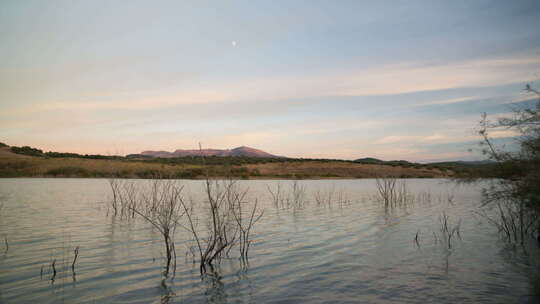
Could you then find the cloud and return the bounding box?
[376,134,457,145]
[413,96,480,107]
[487,129,521,139]
[1,52,537,161]
[375,129,518,146]
[339,56,540,96]
[4,54,540,117]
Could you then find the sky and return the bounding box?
[1,0,540,162]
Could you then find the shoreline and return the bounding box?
[1,147,487,180]
[0,175,450,180]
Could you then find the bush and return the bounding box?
[479,84,540,242]
[11,146,43,157]
[0,142,8,148]
[480,85,540,206]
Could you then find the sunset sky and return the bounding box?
[1,1,540,162]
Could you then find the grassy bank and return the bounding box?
[0,147,451,179]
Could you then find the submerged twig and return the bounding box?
[438,211,462,249]
[51,259,57,281]
[72,246,79,273]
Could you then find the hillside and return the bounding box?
[0,144,452,179]
[138,146,281,158]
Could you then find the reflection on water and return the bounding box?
[0,178,538,303]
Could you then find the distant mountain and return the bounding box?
[139,146,282,158]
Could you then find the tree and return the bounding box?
[479,84,540,242]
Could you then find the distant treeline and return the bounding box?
[9,146,124,160]
[127,154,285,165]
[427,161,499,178]
[129,155,439,169]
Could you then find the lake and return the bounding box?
[0,178,538,303]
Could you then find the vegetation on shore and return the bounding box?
[0,143,465,179]
[478,84,540,243]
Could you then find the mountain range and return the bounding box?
[138,146,282,158]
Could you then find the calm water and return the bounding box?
[0,178,539,303]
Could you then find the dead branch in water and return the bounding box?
[375,177,413,209]
[72,246,79,273]
[179,145,264,274]
[130,179,185,277]
[51,259,57,281]
[267,183,285,209]
[439,211,462,249]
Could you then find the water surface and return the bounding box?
[0,178,538,303]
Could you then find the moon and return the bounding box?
[231,41,237,47]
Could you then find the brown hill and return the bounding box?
[140,146,281,158]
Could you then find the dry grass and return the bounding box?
[0,147,32,159]
[0,148,451,179]
[0,147,202,178]
[246,161,449,179]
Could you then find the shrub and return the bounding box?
[11,146,43,157]
[479,84,540,243]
